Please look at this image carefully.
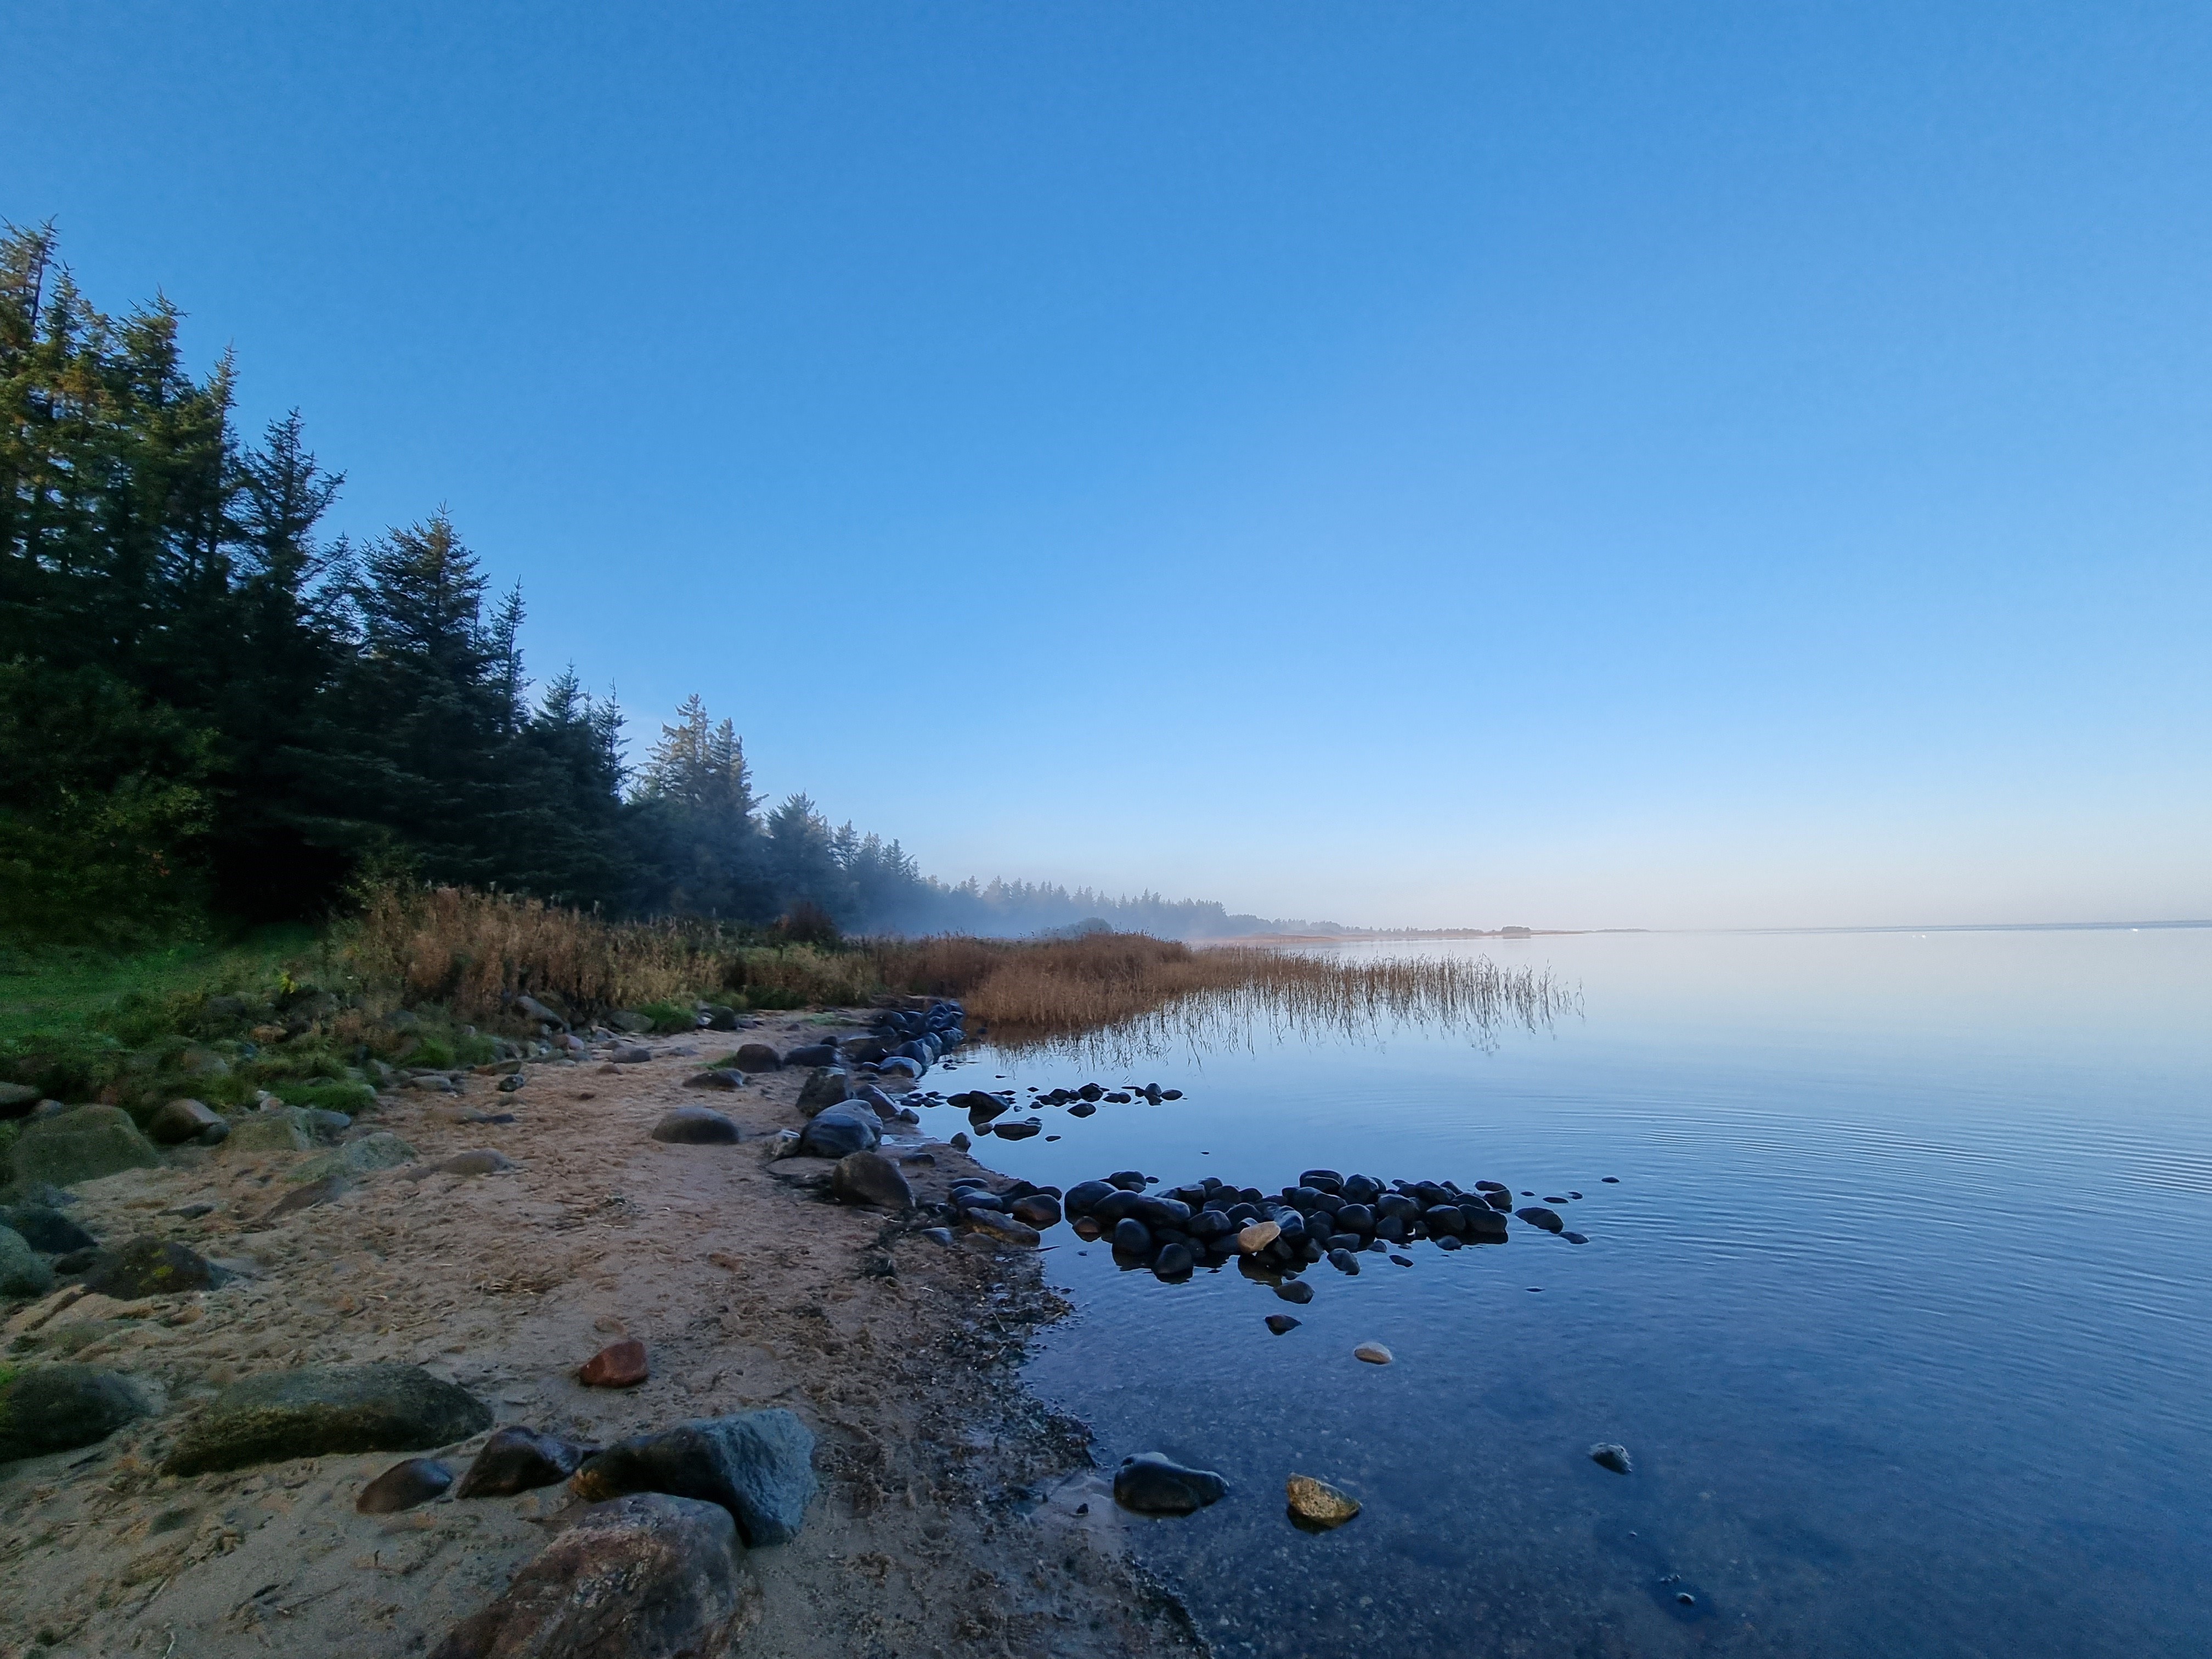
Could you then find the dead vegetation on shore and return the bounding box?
[340,885,1573,1057]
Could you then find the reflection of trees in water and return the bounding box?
[986,951,1582,1066]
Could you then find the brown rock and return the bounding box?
[148,1097,224,1145]
[1286,1473,1361,1527]
[579,1339,648,1389]
[358,1456,455,1513]
[1236,1220,1282,1254]
[1353,1341,1394,1365]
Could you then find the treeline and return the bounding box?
[0,225,1324,945]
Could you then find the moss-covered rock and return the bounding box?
[165,1363,492,1475]
[0,1363,152,1464]
[80,1235,227,1298]
[217,1108,313,1156]
[287,1131,417,1185]
[1,1225,55,1297]
[7,1104,161,1193]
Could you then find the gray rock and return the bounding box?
[259,1175,351,1222]
[303,1108,353,1143]
[967,1210,1042,1248]
[165,1363,493,1475]
[428,1494,747,1659]
[357,1457,455,1513]
[699,1003,742,1031]
[829,1151,912,1209]
[148,1097,225,1146]
[731,1042,781,1071]
[1,1203,97,1255]
[608,1043,653,1064]
[1111,1451,1228,1515]
[289,1131,418,1186]
[874,1054,923,1080]
[1,1224,56,1297]
[795,1066,851,1117]
[1589,1442,1633,1475]
[605,1010,654,1035]
[7,1104,160,1191]
[80,1235,227,1298]
[455,1425,596,1498]
[422,1149,516,1178]
[514,994,568,1030]
[783,1042,839,1069]
[496,1072,527,1093]
[0,1363,151,1463]
[0,1082,40,1120]
[682,1069,748,1092]
[797,1103,879,1159]
[1515,1206,1565,1233]
[651,1107,742,1145]
[852,1082,901,1119]
[570,1408,817,1547]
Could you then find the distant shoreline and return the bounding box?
[1206,919,2210,947]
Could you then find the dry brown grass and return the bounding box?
[861,931,1576,1058]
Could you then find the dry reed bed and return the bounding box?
[336,887,1574,1055]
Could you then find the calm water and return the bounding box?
[934,927,2212,1659]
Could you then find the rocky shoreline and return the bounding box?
[0,1008,1206,1659]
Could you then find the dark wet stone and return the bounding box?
[1424,1205,1466,1236]
[1008,1194,1062,1228]
[651,1107,742,1145]
[1112,1451,1228,1515]
[1107,1170,1146,1191]
[732,1042,782,1071]
[166,1363,492,1475]
[1275,1278,1314,1304]
[1111,1217,1153,1255]
[1342,1175,1380,1205]
[1327,1248,1361,1276]
[1153,1243,1194,1280]
[785,1042,839,1069]
[1062,1180,1118,1216]
[1390,1254,1413,1266]
[1265,1314,1301,1335]
[428,1493,745,1659]
[994,1119,1042,1141]
[1590,1442,1633,1474]
[797,1103,880,1159]
[357,1457,455,1513]
[1516,1206,1565,1233]
[81,1236,228,1298]
[1066,1101,1097,1118]
[0,1363,150,1463]
[1335,1203,1374,1233]
[795,1066,851,1115]
[456,1425,596,1498]
[1486,1192,1514,1210]
[1298,1169,1343,1191]
[569,1408,817,1546]
[682,1069,747,1091]
[1602,1176,1621,1183]
[1564,1231,1589,1244]
[1568,1190,1584,1200]
[1544,1195,1570,1205]
[1436,1235,1464,1250]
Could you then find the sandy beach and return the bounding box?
[0,1019,1205,1659]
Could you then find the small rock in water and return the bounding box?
[1327,1247,1361,1276]
[1275,1279,1314,1305]
[579,1339,650,1389]
[1602,1176,1621,1183]
[1008,1194,1062,1228]
[994,1119,1042,1141]
[1515,1206,1565,1233]
[1285,1473,1361,1528]
[1389,1254,1413,1267]
[1111,1452,1229,1515]
[357,1457,455,1513]
[1589,1442,1633,1474]
[1352,1341,1394,1365]
[1265,1313,1302,1335]
[1564,1231,1589,1244]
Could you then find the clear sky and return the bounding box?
[7,3,2208,929]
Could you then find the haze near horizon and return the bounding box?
[7,3,2206,930]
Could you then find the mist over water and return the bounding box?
[949,928,2212,1658]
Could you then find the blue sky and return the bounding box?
[8,3,2208,928]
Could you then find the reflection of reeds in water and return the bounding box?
[928,936,1578,1063]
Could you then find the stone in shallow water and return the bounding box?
[357,1457,454,1513]
[1275,1278,1314,1305]
[1515,1205,1565,1233]
[1286,1473,1361,1528]
[1111,1452,1228,1515]
[1589,1442,1633,1475]
[1327,1248,1361,1276]
[430,1493,746,1659]
[1265,1314,1301,1335]
[1352,1341,1393,1365]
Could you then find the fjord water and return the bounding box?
[957,927,2212,1658]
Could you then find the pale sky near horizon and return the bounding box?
[7,3,2208,930]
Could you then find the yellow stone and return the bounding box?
[1286,1474,1361,1527]
[1235,1221,1281,1254]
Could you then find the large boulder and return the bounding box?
[0,1363,151,1463]
[829,1151,912,1210]
[430,1494,748,1659]
[794,1066,850,1117]
[8,1105,160,1191]
[165,1363,492,1475]
[80,1236,226,1298]
[570,1408,816,1547]
[731,1042,781,1071]
[219,1107,314,1156]
[796,1103,878,1160]
[148,1097,226,1146]
[1,1226,56,1297]
[289,1131,418,1185]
